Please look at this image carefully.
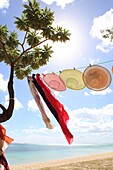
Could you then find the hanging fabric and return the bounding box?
[0,125,13,155]
[0,163,4,170]
[0,125,13,170]
[27,76,54,129]
[32,74,74,144]
[0,154,10,170]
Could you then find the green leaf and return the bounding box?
[1,0,71,80]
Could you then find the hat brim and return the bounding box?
[59,69,86,90]
[43,73,66,92]
[83,65,112,91]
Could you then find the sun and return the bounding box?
[48,20,84,69]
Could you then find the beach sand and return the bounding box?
[11,152,113,170]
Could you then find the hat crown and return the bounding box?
[49,80,60,89]
[66,78,78,89]
[43,73,66,91]
[59,69,86,90]
[83,65,112,91]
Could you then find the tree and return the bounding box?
[0,0,71,123]
[101,28,113,42]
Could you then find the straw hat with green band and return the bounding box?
[43,73,66,92]
[59,69,86,90]
[83,65,112,91]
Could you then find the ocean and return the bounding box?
[5,143,113,166]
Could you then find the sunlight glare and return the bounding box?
[49,21,84,68]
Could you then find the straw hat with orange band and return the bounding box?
[82,65,112,91]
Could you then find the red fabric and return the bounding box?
[0,125,13,145]
[0,125,13,169]
[36,74,74,144]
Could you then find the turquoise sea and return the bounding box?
[5,143,113,166]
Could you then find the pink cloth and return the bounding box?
[28,76,54,129]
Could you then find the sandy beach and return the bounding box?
[11,152,113,170]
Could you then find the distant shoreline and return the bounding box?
[11,151,113,170]
[7,143,113,167]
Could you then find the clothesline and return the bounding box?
[55,59,113,74]
[40,60,113,92]
[26,60,113,144]
[76,59,113,70]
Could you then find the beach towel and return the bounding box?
[27,76,54,129]
[32,74,74,144]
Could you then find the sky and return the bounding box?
[0,0,113,145]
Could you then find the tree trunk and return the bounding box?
[0,64,14,122]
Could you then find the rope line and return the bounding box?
[75,59,113,70]
[57,59,113,73]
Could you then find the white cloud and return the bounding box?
[0,0,9,9]
[84,87,112,96]
[53,91,63,98]
[84,92,90,96]
[2,9,7,14]
[90,88,112,95]
[41,0,74,9]
[69,103,113,135]
[42,69,49,74]
[27,98,49,112]
[0,74,8,92]
[27,102,113,135]
[22,0,27,2]
[89,58,100,65]
[96,43,110,53]
[8,99,113,144]
[13,126,64,144]
[90,8,113,52]
[28,95,113,138]
[22,0,74,8]
[22,127,47,134]
[27,98,53,118]
[4,95,23,110]
[27,91,63,112]
[15,103,113,144]
[21,125,59,134]
[27,99,38,111]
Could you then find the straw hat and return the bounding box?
[59,69,86,90]
[43,73,66,92]
[83,65,112,91]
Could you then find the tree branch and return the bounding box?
[0,40,12,65]
[14,38,49,64]
[0,104,6,112]
[18,32,28,52]
[22,31,27,47]
[0,64,15,122]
